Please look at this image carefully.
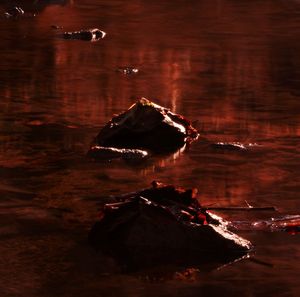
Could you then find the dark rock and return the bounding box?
[89,182,252,270]
[92,98,199,153]
[4,6,24,18]
[63,28,106,41]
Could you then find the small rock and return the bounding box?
[63,28,106,41]
[117,67,139,75]
[5,6,24,18]
[211,142,247,151]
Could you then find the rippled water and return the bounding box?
[0,0,300,296]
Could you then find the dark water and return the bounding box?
[1,0,300,296]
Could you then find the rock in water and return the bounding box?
[4,6,24,18]
[117,67,139,75]
[63,28,106,41]
[93,98,199,153]
[89,182,252,269]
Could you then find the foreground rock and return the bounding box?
[89,182,252,269]
[63,28,106,41]
[88,98,198,160]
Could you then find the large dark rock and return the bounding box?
[93,98,199,153]
[89,182,252,270]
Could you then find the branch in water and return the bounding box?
[204,206,277,211]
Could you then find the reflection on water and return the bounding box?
[0,0,300,296]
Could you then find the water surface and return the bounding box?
[0,0,300,296]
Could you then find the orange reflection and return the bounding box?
[0,0,299,206]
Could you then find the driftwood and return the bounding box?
[205,206,277,211]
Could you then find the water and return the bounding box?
[0,0,300,296]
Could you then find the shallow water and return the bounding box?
[0,0,300,296]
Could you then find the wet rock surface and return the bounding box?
[89,182,252,270]
[88,146,148,160]
[89,98,199,160]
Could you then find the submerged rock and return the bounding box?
[63,28,106,41]
[89,182,252,269]
[90,98,198,158]
[51,25,63,30]
[210,142,260,151]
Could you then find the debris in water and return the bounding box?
[228,215,300,235]
[206,206,277,211]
